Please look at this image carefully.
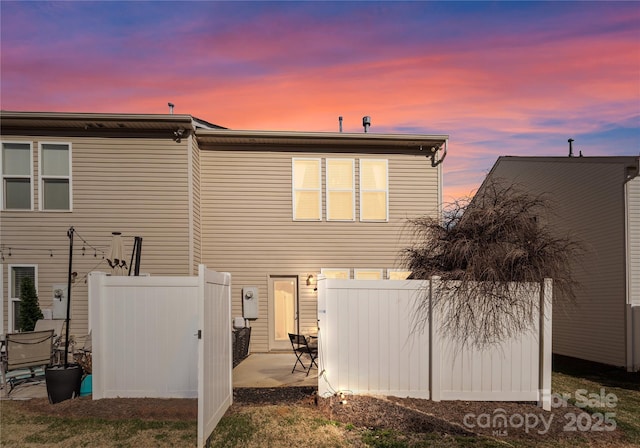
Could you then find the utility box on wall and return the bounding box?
[52,284,68,319]
[242,286,259,319]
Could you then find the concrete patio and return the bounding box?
[1,353,317,400]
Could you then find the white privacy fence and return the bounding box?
[317,277,552,410]
[88,265,232,448]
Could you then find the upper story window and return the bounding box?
[1,142,33,210]
[360,159,388,221]
[292,158,322,221]
[326,158,355,221]
[39,143,72,211]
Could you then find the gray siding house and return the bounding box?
[481,156,640,371]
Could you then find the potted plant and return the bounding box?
[45,227,83,404]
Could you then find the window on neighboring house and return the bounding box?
[388,270,412,280]
[321,268,350,279]
[354,269,384,280]
[9,265,37,332]
[292,158,321,220]
[326,158,355,221]
[1,142,33,210]
[39,143,71,210]
[360,159,388,221]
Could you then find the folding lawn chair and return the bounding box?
[288,333,318,376]
[0,329,55,397]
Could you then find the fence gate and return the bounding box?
[89,266,232,448]
[197,266,233,448]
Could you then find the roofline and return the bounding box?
[479,154,640,194]
[196,128,449,148]
[1,110,192,123]
[496,155,640,164]
[0,110,226,130]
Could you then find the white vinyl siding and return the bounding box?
[360,159,389,221]
[1,142,33,210]
[321,268,351,279]
[39,142,71,211]
[326,159,355,221]
[8,264,37,332]
[354,269,383,280]
[292,158,321,221]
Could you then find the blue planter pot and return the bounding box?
[80,374,92,397]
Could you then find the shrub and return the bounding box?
[18,276,43,332]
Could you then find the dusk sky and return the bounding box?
[1,1,638,201]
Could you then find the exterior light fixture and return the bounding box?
[306,274,316,286]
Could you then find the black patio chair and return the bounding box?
[288,333,318,376]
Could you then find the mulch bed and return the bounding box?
[7,386,625,445]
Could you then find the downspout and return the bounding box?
[430,139,447,168]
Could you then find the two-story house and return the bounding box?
[0,111,447,352]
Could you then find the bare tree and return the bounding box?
[402,179,583,347]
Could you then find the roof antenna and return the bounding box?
[362,116,371,133]
[568,138,574,157]
[168,102,175,114]
[339,116,343,133]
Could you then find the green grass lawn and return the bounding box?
[2,357,638,447]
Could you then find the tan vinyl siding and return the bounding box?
[200,149,439,352]
[1,135,191,337]
[489,158,630,367]
[191,137,202,274]
[628,176,640,306]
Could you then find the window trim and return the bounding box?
[1,141,34,211]
[359,159,389,222]
[292,157,322,221]
[321,268,351,279]
[326,158,355,222]
[7,264,38,333]
[354,269,384,280]
[38,142,73,212]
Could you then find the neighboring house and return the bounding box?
[0,111,447,353]
[480,156,640,371]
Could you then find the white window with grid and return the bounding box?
[1,142,33,210]
[360,159,388,221]
[326,158,355,221]
[8,264,38,332]
[39,142,72,211]
[292,158,322,220]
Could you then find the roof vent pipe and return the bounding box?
[339,116,343,133]
[568,138,574,157]
[363,116,371,133]
[168,102,175,114]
